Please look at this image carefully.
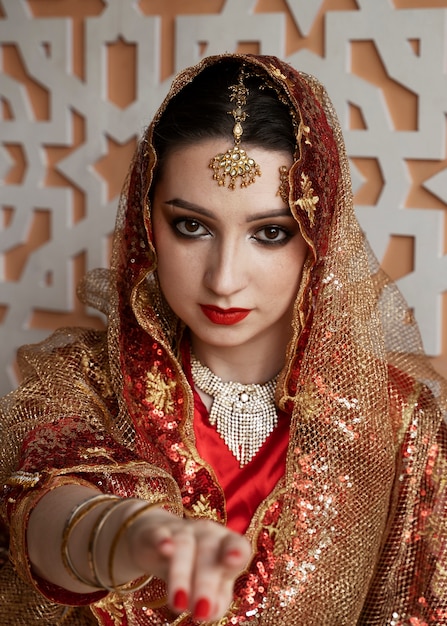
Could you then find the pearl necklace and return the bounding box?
[190,353,279,467]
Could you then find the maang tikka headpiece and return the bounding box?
[209,65,261,189]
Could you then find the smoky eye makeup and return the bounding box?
[171,216,211,239]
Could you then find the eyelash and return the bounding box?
[173,218,209,238]
[253,226,293,246]
[172,218,293,246]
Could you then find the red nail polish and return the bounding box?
[158,537,174,552]
[193,597,211,620]
[173,588,188,611]
[158,537,173,547]
[227,548,242,559]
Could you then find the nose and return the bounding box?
[204,238,247,297]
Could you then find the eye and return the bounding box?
[254,225,291,244]
[174,218,210,238]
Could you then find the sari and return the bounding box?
[0,54,446,625]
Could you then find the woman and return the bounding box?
[0,54,446,625]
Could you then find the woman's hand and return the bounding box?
[124,507,252,622]
[28,486,252,624]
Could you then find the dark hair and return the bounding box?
[152,59,296,172]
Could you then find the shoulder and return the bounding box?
[15,326,115,404]
[387,362,445,447]
[17,326,108,368]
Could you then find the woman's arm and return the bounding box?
[27,484,252,622]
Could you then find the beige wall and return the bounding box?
[1,0,447,391]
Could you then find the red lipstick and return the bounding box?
[200,305,251,325]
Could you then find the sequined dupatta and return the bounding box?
[0,54,446,625]
[106,54,447,624]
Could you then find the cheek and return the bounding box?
[258,270,295,311]
[157,250,186,293]
[156,238,201,298]
[153,222,179,274]
[266,253,306,306]
[153,232,179,293]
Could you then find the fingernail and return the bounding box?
[193,597,211,620]
[226,548,242,559]
[173,588,188,611]
[158,537,173,546]
[158,537,173,551]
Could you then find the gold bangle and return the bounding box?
[107,500,167,593]
[86,498,124,586]
[61,494,119,587]
[89,498,140,592]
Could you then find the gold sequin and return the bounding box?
[145,366,176,414]
[189,494,221,522]
[294,173,319,226]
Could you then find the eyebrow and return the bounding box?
[164,198,292,222]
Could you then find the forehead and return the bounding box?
[155,139,293,215]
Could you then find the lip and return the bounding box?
[200,305,251,326]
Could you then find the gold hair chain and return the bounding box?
[209,66,261,189]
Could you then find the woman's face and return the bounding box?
[152,139,308,372]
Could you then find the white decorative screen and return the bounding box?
[0,0,446,394]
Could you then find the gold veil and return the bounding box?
[0,54,446,625]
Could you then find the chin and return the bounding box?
[190,330,249,348]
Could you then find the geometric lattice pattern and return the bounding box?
[1,0,446,394]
